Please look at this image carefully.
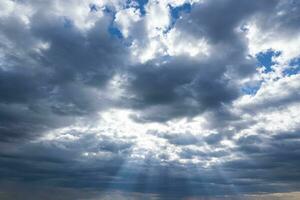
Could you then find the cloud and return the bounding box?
[0,0,300,199]
[0,0,129,141]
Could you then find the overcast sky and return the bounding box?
[0,0,300,199]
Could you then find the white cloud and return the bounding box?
[115,8,141,38]
[162,27,210,57]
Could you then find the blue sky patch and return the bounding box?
[102,6,124,39]
[256,50,281,73]
[125,0,148,15]
[170,3,191,21]
[136,0,148,15]
[284,58,300,76]
[108,25,123,39]
[163,3,191,33]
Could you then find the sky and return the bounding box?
[0,0,300,199]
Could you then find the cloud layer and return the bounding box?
[0,0,300,199]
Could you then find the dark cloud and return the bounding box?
[1,128,300,198]
[0,3,129,141]
[121,1,283,122]
[253,0,300,36]
[182,0,278,42]
[125,56,240,122]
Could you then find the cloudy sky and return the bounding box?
[0,0,300,199]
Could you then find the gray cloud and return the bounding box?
[0,2,129,141]
[121,1,282,122]
[125,56,240,122]
[0,0,300,199]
